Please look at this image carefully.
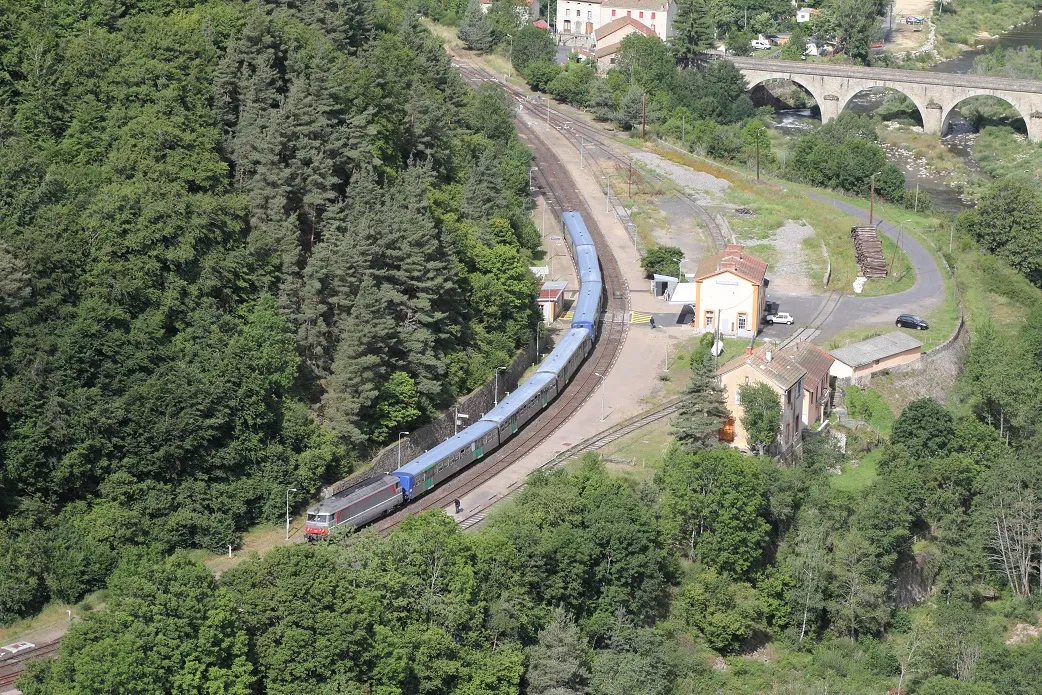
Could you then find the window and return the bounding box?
[639,11,643,17]
[704,310,714,329]
[785,423,790,442]
[737,313,748,330]
[563,19,571,31]
[565,8,570,15]
[612,8,616,15]
[734,390,741,405]
[786,388,791,405]
[627,10,631,16]
[587,10,591,19]
[651,11,656,18]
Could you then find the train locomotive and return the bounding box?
[305,211,605,540]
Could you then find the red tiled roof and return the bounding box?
[537,287,564,301]
[532,18,550,29]
[695,245,768,285]
[594,15,656,41]
[782,342,834,389]
[718,344,806,391]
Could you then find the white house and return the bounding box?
[555,0,675,40]
[796,7,817,22]
[556,0,601,35]
[692,245,769,337]
[598,0,675,41]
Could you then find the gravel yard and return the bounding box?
[630,151,730,203]
[743,219,819,295]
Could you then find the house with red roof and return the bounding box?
[693,245,770,336]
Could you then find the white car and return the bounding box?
[751,38,771,50]
[765,312,794,325]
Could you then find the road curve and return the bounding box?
[806,191,947,338]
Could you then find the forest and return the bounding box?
[0,0,540,621]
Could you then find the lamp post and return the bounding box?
[398,431,409,467]
[285,487,298,541]
[594,372,606,422]
[494,366,506,406]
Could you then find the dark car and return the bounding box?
[896,314,929,330]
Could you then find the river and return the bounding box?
[767,12,1042,213]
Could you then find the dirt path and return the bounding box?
[888,0,933,51]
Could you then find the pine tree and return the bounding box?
[672,0,715,67]
[323,278,396,444]
[673,350,729,453]
[526,607,589,695]
[458,0,494,52]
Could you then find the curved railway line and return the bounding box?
[452,60,730,251]
[368,64,633,535]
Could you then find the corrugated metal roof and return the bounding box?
[829,331,923,368]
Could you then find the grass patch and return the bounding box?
[974,126,1042,182]
[934,0,1041,46]
[598,417,674,472]
[743,242,779,267]
[844,387,896,436]
[831,446,882,493]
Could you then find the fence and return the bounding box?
[321,339,538,498]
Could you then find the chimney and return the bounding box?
[765,349,772,363]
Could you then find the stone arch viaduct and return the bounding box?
[728,57,1042,141]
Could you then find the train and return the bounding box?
[304,211,604,539]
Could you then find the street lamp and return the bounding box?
[398,431,409,467]
[285,487,298,541]
[453,408,469,435]
[494,366,506,406]
[594,372,606,422]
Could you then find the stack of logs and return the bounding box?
[851,226,888,278]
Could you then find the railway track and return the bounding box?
[0,640,61,691]
[457,398,682,530]
[777,291,842,348]
[368,62,632,535]
[451,60,730,251]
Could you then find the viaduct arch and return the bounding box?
[728,57,1042,141]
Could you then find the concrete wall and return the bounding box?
[720,363,803,454]
[322,338,538,498]
[869,311,969,411]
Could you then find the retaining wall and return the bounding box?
[322,339,537,498]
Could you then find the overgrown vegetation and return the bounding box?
[0,0,540,622]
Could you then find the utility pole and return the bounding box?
[605,178,611,213]
[914,181,919,213]
[506,34,513,80]
[641,92,647,139]
[682,113,685,142]
[888,223,907,276]
[595,372,606,422]
[628,159,632,197]
[755,131,761,181]
[869,171,880,225]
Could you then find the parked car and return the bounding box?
[751,38,771,50]
[905,15,925,24]
[896,314,929,330]
[765,312,794,325]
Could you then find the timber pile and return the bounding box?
[851,225,888,278]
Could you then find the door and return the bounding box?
[473,440,482,458]
[585,21,593,34]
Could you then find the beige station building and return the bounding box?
[693,245,769,338]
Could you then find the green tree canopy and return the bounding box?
[738,382,781,455]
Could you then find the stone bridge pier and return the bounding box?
[728,57,1042,141]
